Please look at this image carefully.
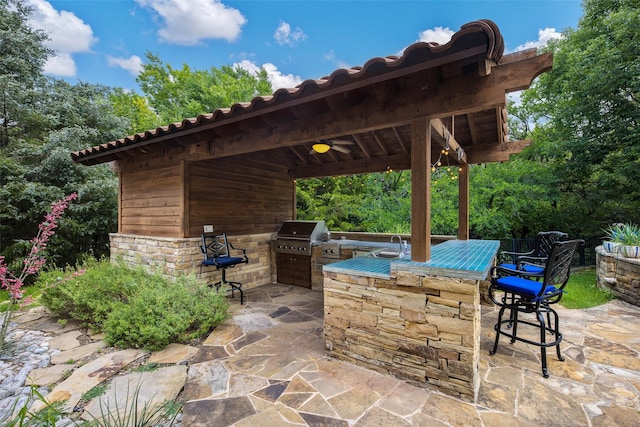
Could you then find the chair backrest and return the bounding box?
[534,231,569,258]
[543,239,584,291]
[201,232,230,260]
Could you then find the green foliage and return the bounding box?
[296,172,413,233]
[39,258,143,330]
[2,385,66,426]
[39,259,229,350]
[82,385,108,402]
[522,0,640,232]
[104,275,229,351]
[0,0,51,148]
[109,88,162,134]
[136,52,273,124]
[3,382,182,427]
[604,223,640,245]
[560,268,613,309]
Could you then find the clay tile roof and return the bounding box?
[72,19,504,165]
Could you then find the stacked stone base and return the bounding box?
[596,245,640,306]
[323,270,480,402]
[109,233,274,289]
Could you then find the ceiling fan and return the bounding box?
[310,139,354,154]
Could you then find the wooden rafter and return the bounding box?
[430,119,467,165]
[392,127,409,154]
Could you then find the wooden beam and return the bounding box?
[458,164,469,240]
[431,118,467,164]
[392,127,409,154]
[411,118,431,262]
[291,153,411,178]
[465,140,531,163]
[352,134,371,159]
[371,131,388,155]
[289,145,309,164]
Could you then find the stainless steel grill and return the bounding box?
[274,220,328,255]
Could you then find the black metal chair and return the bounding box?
[489,239,584,378]
[498,231,568,277]
[200,232,248,304]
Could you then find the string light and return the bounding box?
[431,146,459,182]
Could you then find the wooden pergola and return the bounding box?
[73,20,552,262]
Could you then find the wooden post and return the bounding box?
[411,118,431,262]
[458,163,469,240]
[180,160,190,238]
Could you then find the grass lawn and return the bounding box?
[561,267,614,309]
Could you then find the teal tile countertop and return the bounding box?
[323,239,500,281]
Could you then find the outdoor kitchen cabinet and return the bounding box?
[276,253,311,288]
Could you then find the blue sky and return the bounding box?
[27,0,583,93]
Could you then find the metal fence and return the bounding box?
[498,236,600,267]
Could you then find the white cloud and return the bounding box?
[136,0,246,45]
[515,28,563,51]
[233,60,302,90]
[274,21,307,46]
[323,50,350,70]
[25,0,97,77]
[418,27,455,45]
[44,53,76,77]
[107,55,144,76]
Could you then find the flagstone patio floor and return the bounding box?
[12,283,640,426]
[180,284,640,426]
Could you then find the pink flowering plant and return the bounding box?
[0,193,77,352]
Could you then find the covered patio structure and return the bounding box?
[72,20,552,401]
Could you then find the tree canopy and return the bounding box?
[135,52,272,126]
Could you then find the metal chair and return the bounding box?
[489,239,584,378]
[200,232,248,304]
[498,231,568,277]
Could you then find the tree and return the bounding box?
[136,52,273,124]
[524,0,640,233]
[109,88,161,134]
[0,0,51,147]
[0,1,124,268]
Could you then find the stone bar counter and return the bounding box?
[322,239,500,402]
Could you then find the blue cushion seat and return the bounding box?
[211,256,245,268]
[496,276,557,300]
[499,263,544,275]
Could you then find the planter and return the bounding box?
[602,241,620,253]
[619,245,640,258]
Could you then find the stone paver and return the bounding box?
[31,348,147,413]
[50,340,108,365]
[148,343,199,365]
[81,365,187,423]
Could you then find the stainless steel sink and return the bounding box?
[377,249,401,258]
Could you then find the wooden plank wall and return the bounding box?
[189,156,294,237]
[118,146,295,238]
[120,160,183,237]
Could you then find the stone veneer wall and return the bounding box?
[596,245,640,306]
[323,269,481,402]
[109,233,275,288]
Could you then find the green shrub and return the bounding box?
[39,258,144,331]
[39,259,229,350]
[104,275,229,350]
